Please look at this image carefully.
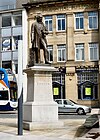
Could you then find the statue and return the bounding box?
[28,13,50,66]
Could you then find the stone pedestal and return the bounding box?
[23,65,62,130]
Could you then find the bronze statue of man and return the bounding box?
[29,13,50,66]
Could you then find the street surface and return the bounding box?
[59,113,97,119]
[0,110,99,120]
[0,110,17,118]
[0,111,92,119]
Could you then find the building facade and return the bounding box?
[23,0,100,107]
[0,0,28,101]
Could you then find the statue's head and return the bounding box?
[36,13,43,22]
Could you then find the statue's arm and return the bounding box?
[31,23,34,43]
[42,23,49,35]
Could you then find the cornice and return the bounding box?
[22,0,99,10]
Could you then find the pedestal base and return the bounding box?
[23,102,58,122]
[23,65,61,130]
[23,121,64,130]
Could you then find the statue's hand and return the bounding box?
[31,39,34,44]
[43,30,48,35]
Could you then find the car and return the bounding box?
[55,99,91,115]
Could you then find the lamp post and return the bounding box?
[18,35,23,135]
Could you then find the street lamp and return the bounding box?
[18,35,23,135]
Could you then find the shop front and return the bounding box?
[76,67,99,107]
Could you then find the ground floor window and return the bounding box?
[78,81,98,100]
[2,61,12,69]
[52,67,66,99]
[76,67,98,100]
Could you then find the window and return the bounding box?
[0,71,4,80]
[15,63,18,74]
[2,61,12,70]
[12,36,18,50]
[2,15,11,27]
[64,100,68,105]
[0,0,16,10]
[77,70,98,100]
[75,13,84,30]
[2,37,12,51]
[88,11,98,29]
[44,16,52,31]
[56,15,66,31]
[12,13,22,26]
[57,45,66,62]
[52,72,65,99]
[89,43,99,61]
[0,91,9,100]
[55,100,62,104]
[75,44,84,61]
[12,62,18,74]
[77,72,98,84]
[47,45,53,62]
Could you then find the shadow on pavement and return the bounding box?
[74,125,90,138]
[86,132,100,139]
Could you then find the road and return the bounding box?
[0,110,100,120]
[59,112,100,119]
[0,110,99,119]
[59,113,91,119]
[0,110,17,118]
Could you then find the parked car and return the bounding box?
[55,99,91,115]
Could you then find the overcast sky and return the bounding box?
[0,0,16,5]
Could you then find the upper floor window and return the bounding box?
[2,37,11,51]
[57,45,66,62]
[12,36,18,50]
[2,12,22,28]
[44,16,52,31]
[89,43,99,61]
[75,43,84,61]
[12,13,22,26]
[2,14,11,27]
[56,15,66,31]
[75,13,84,30]
[88,11,98,29]
[47,45,53,62]
[0,0,16,11]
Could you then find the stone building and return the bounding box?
[1,0,100,107]
[22,0,100,107]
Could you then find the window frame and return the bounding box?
[57,44,66,62]
[89,43,99,61]
[12,36,18,50]
[44,15,53,32]
[77,71,98,100]
[75,12,84,30]
[75,43,84,61]
[56,14,66,31]
[12,12,22,27]
[2,14,12,27]
[2,37,12,51]
[88,11,98,30]
[47,45,53,62]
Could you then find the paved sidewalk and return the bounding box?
[0,108,99,140]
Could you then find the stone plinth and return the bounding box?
[23,65,62,130]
